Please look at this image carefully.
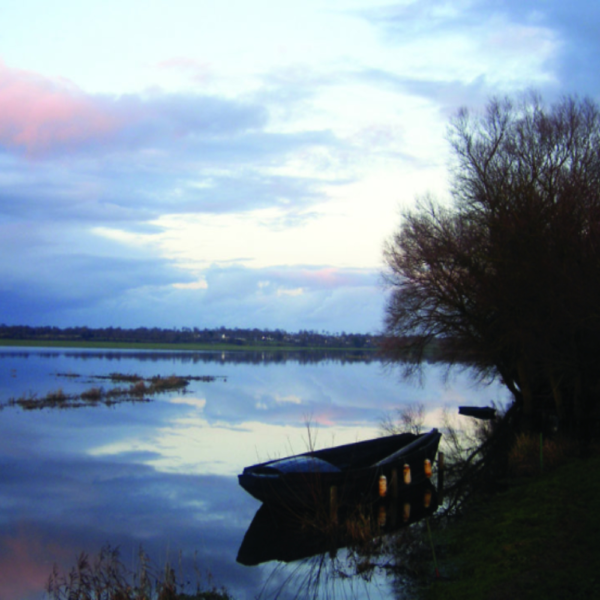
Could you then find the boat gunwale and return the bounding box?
[241,428,440,475]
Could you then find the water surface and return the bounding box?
[0,348,508,599]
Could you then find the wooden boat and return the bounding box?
[238,428,441,506]
[458,406,496,420]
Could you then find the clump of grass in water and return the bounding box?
[8,389,73,410]
[46,545,233,600]
[107,372,144,383]
[130,380,148,397]
[6,373,221,411]
[46,388,68,404]
[80,387,103,402]
[7,391,39,409]
[149,375,190,393]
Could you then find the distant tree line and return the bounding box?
[0,324,379,350]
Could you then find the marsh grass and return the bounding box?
[8,389,73,409]
[45,545,233,600]
[5,372,223,410]
[507,432,580,477]
[106,372,145,383]
[80,387,104,402]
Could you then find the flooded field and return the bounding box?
[0,347,508,599]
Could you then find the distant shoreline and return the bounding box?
[0,339,378,353]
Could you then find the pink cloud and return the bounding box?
[302,268,347,287]
[0,60,123,155]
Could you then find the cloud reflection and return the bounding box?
[0,350,510,599]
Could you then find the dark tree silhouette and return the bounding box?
[383,93,600,440]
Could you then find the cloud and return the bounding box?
[357,0,561,96]
[0,61,122,155]
[0,59,345,238]
[0,260,385,332]
[0,243,195,324]
[0,59,276,157]
[0,60,340,170]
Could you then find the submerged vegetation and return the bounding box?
[4,372,223,410]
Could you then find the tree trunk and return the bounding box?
[549,370,567,432]
[517,360,535,432]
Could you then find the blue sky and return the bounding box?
[0,0,597,333]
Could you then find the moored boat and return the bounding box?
[458,406,496,420]
[238,428,441,506]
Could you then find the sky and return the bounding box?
[0,0,598,333]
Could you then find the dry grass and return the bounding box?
[80,387,103,402]
[45,545,233,600]
[5,372,222,410]
[507,432,579,477]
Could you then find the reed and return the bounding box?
[5,373,205,410]
[80,387,103,402]
[45,545,233,600]
[8,389,74,409]
[508,432,579,476]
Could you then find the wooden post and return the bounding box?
[390,468,398,500]
[388,468,399,528]
[329,485,338,523]
[437,452,444,503]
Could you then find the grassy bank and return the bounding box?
[424,454,600,599]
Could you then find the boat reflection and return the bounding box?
[237,480,438,567]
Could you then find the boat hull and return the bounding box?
[238,429,441,506]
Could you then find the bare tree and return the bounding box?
[383,93,600,440]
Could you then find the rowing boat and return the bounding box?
[238,428,441,505]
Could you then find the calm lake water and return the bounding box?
[0,347,509,599]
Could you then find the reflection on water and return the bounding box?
[0,347,381,365]
[238,481,439,566]
[0,348,508,599]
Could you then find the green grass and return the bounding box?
[425,454,600,599]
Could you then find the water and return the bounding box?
[0,348,509,599]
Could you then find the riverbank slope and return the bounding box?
[425,453,600,599]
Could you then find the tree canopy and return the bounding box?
[383,93,600,439]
